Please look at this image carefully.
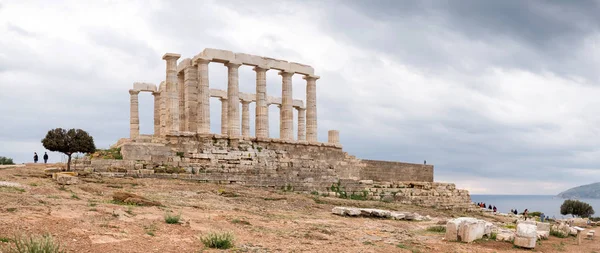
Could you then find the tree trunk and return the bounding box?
[67,154,72,171]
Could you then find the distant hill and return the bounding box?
[557,182,600,199]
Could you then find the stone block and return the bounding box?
[496,230,515,242]
[536,231,549,240]
[56,174,78,185]
[201,48,235,63]
[44,167,62,175]
[133,82,157,92]
[514,236,536,249]
[134,163,144,170]
[289,62,314,75]
[446,217,477,241]
[461,220,486,243]
[517,223,537,238]
[536,222,550,232]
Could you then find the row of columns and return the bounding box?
[131,53,319,142]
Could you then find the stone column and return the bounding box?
[241,100,250,137]
[195,57,211,134]
[328,130,339,144]
[279,71,294,140]
[162,53,181,133]
[304,75,319,142]
[178,72,185,131]
[159,82,167,136]
[277,104,282,138]
[297,107,306,141]
[226,61,242,137]
[152,91,161,137]
[184,65,198,132]
[254,66,269,138]
[129,89,140,139]
[220,98,228,135]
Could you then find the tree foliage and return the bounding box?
[560,199,595,218]
[0,156,14,165]
[41,128,96,171]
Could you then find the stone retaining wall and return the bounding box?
[360,160,433,182]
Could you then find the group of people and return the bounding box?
[477,202,497,212]
[33,152,49,163]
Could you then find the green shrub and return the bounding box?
[201,232,234,249]
[426,226,446,233]
[175,152,184,158]
[529,211,542,217]
[164,213,181,224]
[0,156,15,165]
[560,199,595,218]
[9,234,64,253]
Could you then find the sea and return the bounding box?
[470,195,600,219]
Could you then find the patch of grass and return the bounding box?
[9,234,64,253]
[29,183,38,187]
[144,224,157,236]
[164,213,181,224]
[70,192,80,200]
[88,201,97,207]
[47,195,59,199]
[489,232,497,240]
[58,185,67,191]
[125,206,134,216]
[349,191,369,201]
[200,232,234,249]
[397,243,421,253]
[112,211,119,218]
[7,207,17,212]
[0,186,26,193]
[176,152,184,158]
[89,208,97,212]
[282,184,294,192]
[312,196,325,204]
[503,224,516,229]
[363,241,374,245]
[552,241,566,251]
[426,226,446,233]
[231,218,251,226]
[0,237,10,243]
[310,191,319,196]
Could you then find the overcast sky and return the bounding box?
[2,0,600,195]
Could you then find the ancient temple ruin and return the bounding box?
[93,48,472,210]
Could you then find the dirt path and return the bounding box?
[0,165,598,252]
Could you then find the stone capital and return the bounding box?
[253,65,270,72]
[219,97,228,102]
[162,53,181,61]
[302,74,320,81]
[129,89,141,95]
[193,56,212,65]
[225,60,242,68]
[278,70,294,77]
[295,107,306,112]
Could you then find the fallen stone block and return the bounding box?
[332,207,346,216]
[44,167,62,175]
[514,235,536,248]
[112,192,162,206]
[461,219,486,243]
[537,231,549,240]
[445,217,478,242]
[390,212,406,220]
[56,174,78,185]
[536,222,550,232]
[484,222,497,237]
[496,230,515,242]
[517,223,537,238]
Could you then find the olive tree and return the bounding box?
[41,128,96,171]
[0,156,14,165]
[560,199,595,218]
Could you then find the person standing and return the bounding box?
[43,152,49,164]
[523,209,529,220]
[540,213,545,222]
[33,152,38,163]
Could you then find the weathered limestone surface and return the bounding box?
[279,71,293,140]
[152,91,161,136]
[163,53,181,133]
[297,107,306,141]
[304,75,318,142]
[446,217,486,242]
[328,130,339,144]
[183,65,198,132]
[361,160,434,182]
[331,207,428,221]
[514,223,537,249]
[129,90,140,139]
[241,100,250,137]
[254,66,269,138]
[220,98,228,135]
[196,57,211,134]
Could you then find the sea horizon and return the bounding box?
[470,194,600,219]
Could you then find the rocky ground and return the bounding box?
[0,164,598,252]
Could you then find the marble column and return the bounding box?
[162,53,181,133]
[254,66,269,138]
[297,107,306,141]
[226,61,242,137]
[220,98,228,135]
[277,104,282,138]
[304,75,319,142]
[195,57,211,134]
[177,72,185,131]
[152,91,161,137]
[129,89,140,139]
[328,130,339,144]
[279,71,294,140]
[159,82,167,136]
[241,100,250,137]
[184,65,198,132]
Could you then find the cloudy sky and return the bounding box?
[2,0,600,195]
